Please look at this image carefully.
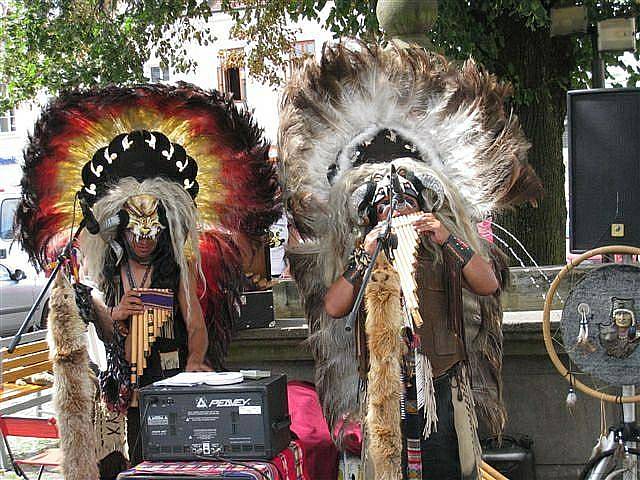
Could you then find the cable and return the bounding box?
[131,401,152,465]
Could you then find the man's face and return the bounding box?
[124,229,158,260]
[374,194,420,222]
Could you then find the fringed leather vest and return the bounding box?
[414,246,466,378]
[356,245,466,379]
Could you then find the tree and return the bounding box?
[0,0,376,109]
[0,0,218,110]
[430,1,640,265]
[2,0,639,264]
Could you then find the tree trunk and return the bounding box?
[492,14,575,266]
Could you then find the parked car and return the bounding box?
[0,190,49,338]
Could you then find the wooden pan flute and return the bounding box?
[129,288,173,387]
[390,212,424,328]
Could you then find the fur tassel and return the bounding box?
[364,254,405,479]
[48,272,99,480]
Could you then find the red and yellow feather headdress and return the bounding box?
[16,83,281,365]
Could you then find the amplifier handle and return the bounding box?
[272,416,292,431]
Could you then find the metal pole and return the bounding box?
[622,254,637,479]
[590,26,605,89]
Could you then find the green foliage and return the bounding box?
[2,1,640,110]
[0,0,215,110]
[0,0,381,108]
[431,0,640,106]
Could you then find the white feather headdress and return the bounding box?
[278,39,541,441]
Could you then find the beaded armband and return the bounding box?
[442,234,474,267]
[343,245,372,284]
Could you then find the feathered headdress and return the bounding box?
[279,40,541,440]
[17,83,281,366]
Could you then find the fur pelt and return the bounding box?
[364,254,405,479]
[48,272,99,480]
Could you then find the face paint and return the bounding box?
[123,194,165,241]
[370,171,421,221]
[122,194,164,261]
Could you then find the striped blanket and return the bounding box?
[118,440,308,479]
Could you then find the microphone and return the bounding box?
[80,199,100,234]
[390,164,404,208]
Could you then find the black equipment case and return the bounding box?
[138,374,291,461]
[482,435,537,480]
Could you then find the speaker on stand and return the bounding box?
[568,88,640,253]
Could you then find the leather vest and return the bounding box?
[414,246,466,378]
[355,246,466,379]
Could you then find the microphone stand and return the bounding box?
[7,222,85,353]
[345,167,402,333]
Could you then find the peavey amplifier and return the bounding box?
[138,374,291,461]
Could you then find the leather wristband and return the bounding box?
[343,245,371,285]
[442,233,474,267]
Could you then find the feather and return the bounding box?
[280,39,534,441]
[17,83,281,270]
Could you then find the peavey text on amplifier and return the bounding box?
[138,374,291,461]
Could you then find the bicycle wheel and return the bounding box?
[580,447,640,480]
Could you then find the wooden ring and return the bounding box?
[543,245,640,403]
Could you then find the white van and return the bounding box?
[0,189,49,338]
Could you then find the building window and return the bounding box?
[0,110,15,133]
[217,49,246,102]
[0,84,15,134]
[150,65,170,83]
[287,40,315,78]
[208,0,244,11]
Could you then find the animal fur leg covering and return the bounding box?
[48,272,99,480]
[364,255,406,479]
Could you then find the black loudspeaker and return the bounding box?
[236,290,275,330]
[568,89,640,252]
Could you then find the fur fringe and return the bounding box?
[364,254,405,479]
[48,272,99,480]
[468,244,509,437]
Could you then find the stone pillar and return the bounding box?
[375,0,438,48]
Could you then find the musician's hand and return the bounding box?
[111,291,144,329]
[186,358,214,372]
[413,213,450,245]
[363,223,387,256]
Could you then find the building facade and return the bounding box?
[0,5,334,191]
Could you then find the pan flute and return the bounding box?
[390,212,424,328]
[129,288,173,387]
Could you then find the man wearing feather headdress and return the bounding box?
[279,41,542,479]
[16,84,280,475]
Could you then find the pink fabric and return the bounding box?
[287,381,339,480]
[332,419,363,455]
[477,218,494,243]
